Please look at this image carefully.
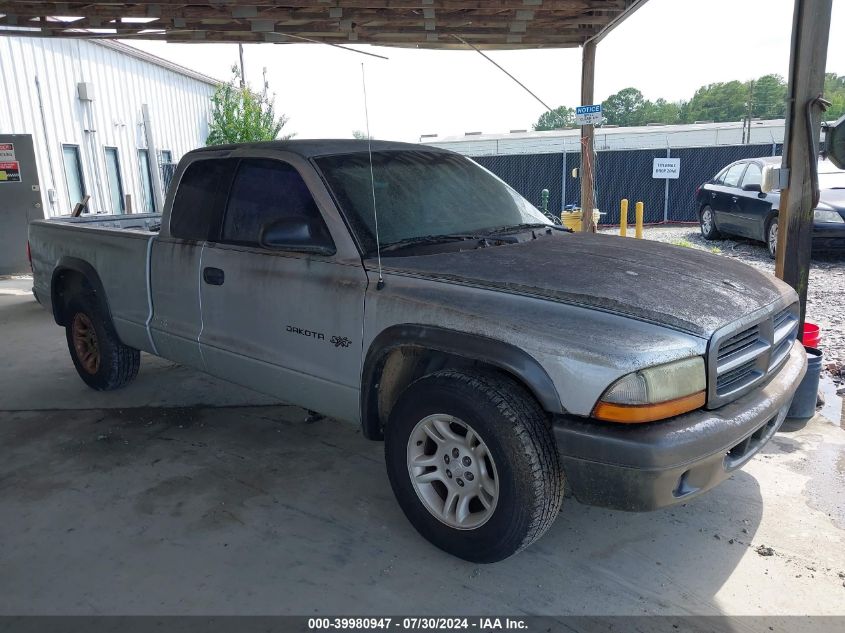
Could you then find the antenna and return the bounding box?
[452,35,559,123]
[361,62,385,290]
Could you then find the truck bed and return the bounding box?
[45,212,162,232]
[29,213,161,354]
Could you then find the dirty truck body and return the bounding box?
[28,140,807,562]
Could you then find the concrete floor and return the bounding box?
[1,278,844,617]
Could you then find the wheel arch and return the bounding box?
[763,210,780,256]
[360,324,564,440]
[50,257,112,327]
[764,209,779,238]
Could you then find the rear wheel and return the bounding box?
[699,205,720,240]
[766,217,778,259]
[65,294,140,390]
[384,369,564,563]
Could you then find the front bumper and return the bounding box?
[553,340,807,511]
[812,224,845,251]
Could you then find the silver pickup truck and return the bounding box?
[29,140,807,563]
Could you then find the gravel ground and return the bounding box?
[599,224,845,380]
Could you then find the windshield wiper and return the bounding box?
[378,233,485,253]
[483,222,571,235]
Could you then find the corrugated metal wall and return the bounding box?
[0,36,216,217]
[426,122,787,157]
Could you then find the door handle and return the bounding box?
[711,192,717,198]
[731,196,738,202]
[203,267,225,285]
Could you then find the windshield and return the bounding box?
[314,150,550,254]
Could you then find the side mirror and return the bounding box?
[742,182,762,192]
[259,217,335,256]
[761,164,788,193]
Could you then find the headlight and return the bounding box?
[592,357,706,423]
[814,208,844,223]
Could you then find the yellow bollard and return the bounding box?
[619,199,629,237]
[635,201,644,239]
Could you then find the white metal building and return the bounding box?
[421,119,787,157]
[0,35,218,216]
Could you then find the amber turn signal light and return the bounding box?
[592,390,706,424]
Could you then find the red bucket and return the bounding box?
[802,322,821,348]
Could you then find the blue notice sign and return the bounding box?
[575,104,603,125]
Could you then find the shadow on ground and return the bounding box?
[0,403,762,615]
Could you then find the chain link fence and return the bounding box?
[473,142,782,225]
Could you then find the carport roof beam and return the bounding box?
[0,1,648,49]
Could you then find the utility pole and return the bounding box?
[238,43,246,87]
[775,0,833,331]
[580,40,597,233]
[744,80,755,144]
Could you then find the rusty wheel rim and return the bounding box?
[72,313,100,374]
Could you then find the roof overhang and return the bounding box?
[0,1,648,49]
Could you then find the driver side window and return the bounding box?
[742,163,762,188]
[220,158,327,247]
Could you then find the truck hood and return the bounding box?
[376,233,794,338]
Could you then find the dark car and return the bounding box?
[695,157,845,257]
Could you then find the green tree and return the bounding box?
[682,81,748,123]
[602,87,646,126]
[751,74,787,119]
[639,98,683,125]
[206,66,291,146]
[823,73,845,121]
[532,106,575,131]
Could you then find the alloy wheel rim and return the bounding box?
[406,414,499,530]
[769,222,778,255]
[72,313,100,374]
[701,209,712,235]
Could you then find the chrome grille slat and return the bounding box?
[717,360,759,391]
[717,326,761,361]
[773,310,798,347]
[718,340,768,374]
[708,303,799,408]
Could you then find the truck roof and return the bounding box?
[187,139,451,159]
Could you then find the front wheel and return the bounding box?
[384,370,564,563]
[699,205,720,240]
[767,217,778,259]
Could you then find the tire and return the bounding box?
[699,205,721,240]
[384,369,564,563]
[65,293,140,391]
[766,217,778,259]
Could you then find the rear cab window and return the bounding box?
[170,158,236,240]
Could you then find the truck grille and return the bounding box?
[717,325,761,362]
[708,303,799,408]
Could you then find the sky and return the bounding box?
[125,0,845,142]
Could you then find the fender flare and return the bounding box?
[50,257,111,326]
[360,324,564,440]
